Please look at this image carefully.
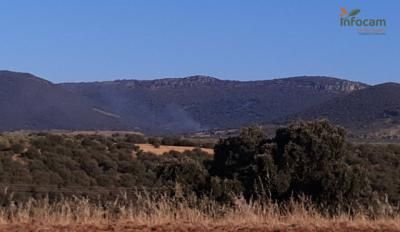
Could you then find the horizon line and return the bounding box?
[0,69,395,86]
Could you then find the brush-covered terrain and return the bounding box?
[0,121,399,231]
[289,83,400,138]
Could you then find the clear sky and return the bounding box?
[0,0,398,84]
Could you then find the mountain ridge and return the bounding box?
[2,70,397,135]
[0,71,124,131]
[60,75,367,90]
[287,82,400,131]
[59,74,368,133]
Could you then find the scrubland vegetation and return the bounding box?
[0,120,399,231]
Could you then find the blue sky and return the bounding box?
[0,0,398,84]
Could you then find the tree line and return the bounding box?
[0,121,399,212]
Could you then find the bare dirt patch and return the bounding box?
[137,143,214,155]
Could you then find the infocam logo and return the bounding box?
[339,8,386,35]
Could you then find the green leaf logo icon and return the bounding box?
[348,9,360,17]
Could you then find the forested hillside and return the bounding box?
[60,75,367,133]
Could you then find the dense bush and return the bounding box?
[210,121,373,208]
[0,132,212,201]
[148,137,161,148]
[161,136,195,146]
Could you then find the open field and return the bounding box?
[137,143,214,155]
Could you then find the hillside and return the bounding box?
[60,75,367,133]
[288,83,400,132]
[0,70,377,133]
[0,71,123,131]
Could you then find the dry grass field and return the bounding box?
[1,222,399,232]
[137,143,214,155]
[0,196,398,232]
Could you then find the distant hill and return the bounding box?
[60,75,367,133]
[0,70,376,133]
[0,71,122,131]
[287,83,400,131]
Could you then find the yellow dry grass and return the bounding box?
[0,195,398,231]
[138,143,214,155]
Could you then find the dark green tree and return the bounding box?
[211,126,267,197]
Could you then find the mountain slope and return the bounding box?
[0,71,122,131]
[60,75,367,133]
[287,83,400,130]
